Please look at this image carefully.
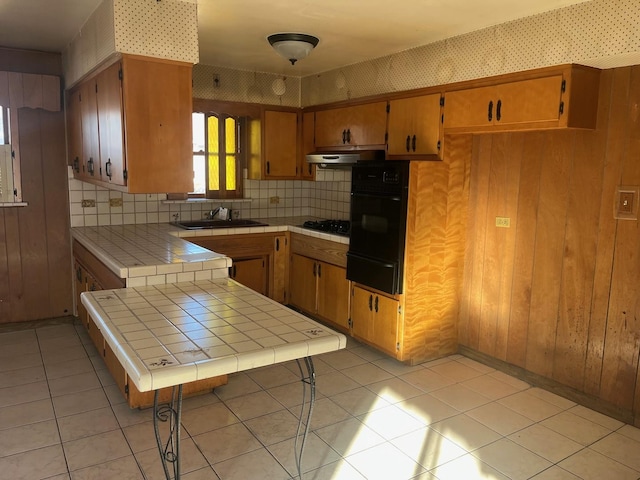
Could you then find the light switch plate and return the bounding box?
[614,186,639,220]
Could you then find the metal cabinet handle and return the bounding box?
[411,135,416,152]
[105,159,112,179]
[73,157,80,173]
[405,135,410,152]
[275,238,280,251]
[317,263,322,277]
[368,294,373,311]
[313,263,317,277]
[266,161,270,174]
[496,99,502,122]
[342,130,347,144]
[374,296,379,312]
[87,157,94,176]
[488,101,493,122]
[346,129,351,143]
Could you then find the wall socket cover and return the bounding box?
[614,185,639,220]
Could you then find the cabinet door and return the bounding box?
[66,89,83,175]
[495,76,563,126]
[317,262,350,330]
[289,254,317,314]
[73,259,87,327]
[371,294,399,355]
[264,110,298,178]
[230,257,267,296]
[351,285,373,340]
[272,235,288,303]
[388,95,441,156]
[444,85,495,130]
[348,102,387,147]
[315,108,348,147]
[300,111,315,180]
[79,80,99,179]
[96,62,126,186]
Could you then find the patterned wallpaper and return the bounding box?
[301,0,640,106]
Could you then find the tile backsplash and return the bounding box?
[68,166,351,227]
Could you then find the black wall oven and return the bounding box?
[347,161,410,295]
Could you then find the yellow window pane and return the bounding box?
[226,155,236,190]
[208,116,219,154]
[208,154,220,191]
[225,117,237,153]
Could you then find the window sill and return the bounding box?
[162,198,252,205]
[0,202,28,207]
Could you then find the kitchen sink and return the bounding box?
[174,219,268,230]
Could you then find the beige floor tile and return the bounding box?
[568,404,625,430]
[44,357,94,380]
[461,374,522,400]
[618,423,640,442]
[455,357,496,375]
[135,437,208,479]
[57,406,119,442]
[44,474,71,480]
[590,431,640,471]
[0,329,36,346]
[429,360,486,382]
[315,418,386,457]
[181,402,239,436]
[396,393,459,425]
[329,386,390,416]
[70,455,144,480]
[527,388,576,410]
[0,444,67,480]
[213,446,290,480]
[63,429,132,471]
[39,334,83,353]
[0,381,50,408]
[193,422,262,464]
[52,387,110,417]
[559,448,640,480]
[103,383,128,406]
[391,426,467,469]
[224,390,284,421]
[472,438,552,479]
[0,352,42,373]
[366,377,424,403]
[466,402,533,436]
[529,466,581,479]
[432,453,511,480]
[498,391,563,421]
[123,419,188,453]
[95,366,117,387]
[0,398,54,430]
[0,365,45,389]
[48,371,101,397]
[349,344,388,363]
[213,372,262,401]
[182,466,221,479]
[111,401,153,428]
[341,363,394,385]
[0,340,40,359]
[267,380,325,408]
[399,369,456,393]
[319,349,368,370]
[291,397,351,430]
[0,419,60,457]
[40,344,88,365]
[356,404,425,440]
[244,408,301,445]
[488,371,530,391]
[430,414,502,451]
[372,357,424,376]
[181,391,221,411]
[540,411,612,446]
[429,384,492,412]
[508,423,583,463]
[346,442,426,480]
[36,324,77,340]
[315,370,361,397]
[305,459,367,480]
[246,364,300,389]
[268,431,341,476]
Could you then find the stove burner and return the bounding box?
[302,219,350,236]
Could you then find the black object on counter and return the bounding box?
[302,219,350,236]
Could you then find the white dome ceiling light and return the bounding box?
[267,33,319,65]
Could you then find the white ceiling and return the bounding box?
[0,0,592,76]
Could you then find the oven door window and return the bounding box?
[350,192,404,261]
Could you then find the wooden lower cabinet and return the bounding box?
[229,256,268,295]
[289,254,350,331]
[350,284,401,357]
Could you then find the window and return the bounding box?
[192,111,243,199]
[0,106,14,202]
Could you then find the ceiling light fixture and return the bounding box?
[267,33,319,65]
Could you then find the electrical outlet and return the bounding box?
[81,199,95,208]
[495,216,510,228]
[614,186,639,220]
[270,196,280,204]
[109,198,123,207]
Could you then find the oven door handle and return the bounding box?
[351,192,402,202]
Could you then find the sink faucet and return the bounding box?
[206,207,221,220]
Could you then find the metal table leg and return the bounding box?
[294,356,316,480]
[153,385,184,480]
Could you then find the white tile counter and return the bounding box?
[81,279,347,392]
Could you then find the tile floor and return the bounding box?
[1,322,640,480]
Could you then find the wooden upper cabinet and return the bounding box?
[66,89,83,175]
[444,65,600,133]
[315,102,387,148]
[263,109,298,179]
[300,111,315,180]
[67,54,193,193]
[387,94,443,159]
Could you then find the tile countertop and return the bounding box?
[71,217,349,280]
[81,279,347,391]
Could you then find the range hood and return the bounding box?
[306,150,385,168]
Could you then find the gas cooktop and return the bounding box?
[301,219,350,237]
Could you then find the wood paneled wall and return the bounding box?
[457,66,640,422]
[0,49,71,323]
